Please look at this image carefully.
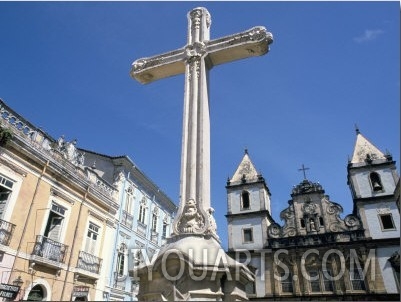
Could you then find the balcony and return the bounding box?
[121,211,133,229]
[136,221,147,238]
[31,235,68,265]
[0,219,15,246]
[76,250,102,276]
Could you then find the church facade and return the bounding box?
[226,132,400,300]
[0,99,176,301]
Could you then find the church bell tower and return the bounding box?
[347,127,400,239]
[226,150,274,251]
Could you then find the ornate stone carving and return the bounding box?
[344,214,361,228]
[189,7,210,30]
[185,42,206,59]
[55,136,85,166]
[153,206,159,216]
[377,206,391,214]
[206,207,219,239]
[282,227,297,237]
[268,223,282,238]
[113,170,126,186]
[175,199,205,234]
[303,201,316,214]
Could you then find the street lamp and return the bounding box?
[12,276,23,287]
[12,276,24,301]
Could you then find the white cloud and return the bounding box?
[353,29,384,43]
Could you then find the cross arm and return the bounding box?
[130,48,185,84]
[206,26,273,67]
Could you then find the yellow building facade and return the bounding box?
[0,99,119,301]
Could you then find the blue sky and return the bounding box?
[0,1,399,249]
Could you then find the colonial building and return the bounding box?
[0,99,176,301]
[0,99,119,301]
[226,131,400,300]
[81,150,176,301]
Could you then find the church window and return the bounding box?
[309,269,334,292]
[309,270,321,292]
[308,269,334,292]
[241,191,250,210]
[300,218,305,228]
[279,271,293,293]
[369,172,383,191]
[379,213,395,230]
[322,269,334,291]
[243,228,253,243]
[349,265,366,291]
[319,216,324,226]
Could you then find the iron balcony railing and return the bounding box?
[0,219,16,246]
[121,211,133,229]
[77,250,102,274]
[32,235,68,263]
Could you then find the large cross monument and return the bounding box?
[131,7,273,301]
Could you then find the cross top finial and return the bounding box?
[298,164,310,180]
[355,123,360,135]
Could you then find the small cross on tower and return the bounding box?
[298,164,310,180]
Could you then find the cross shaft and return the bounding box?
[131,7,273,238]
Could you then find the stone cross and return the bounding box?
[131,7,273,239]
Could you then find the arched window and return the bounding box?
[241,191,250,210]
[369,172,383,191]
[27,284,45,301]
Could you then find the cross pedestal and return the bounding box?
[131,7,272,301]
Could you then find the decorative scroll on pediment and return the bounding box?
[267,193,363,242]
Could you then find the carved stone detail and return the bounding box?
[377,206,391,214]
[268,181,364,246]
[175,199,206,234]
[344,214,360,228]
[206,207,219,239]
[268,223,282,238]
[303,201,316,214]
